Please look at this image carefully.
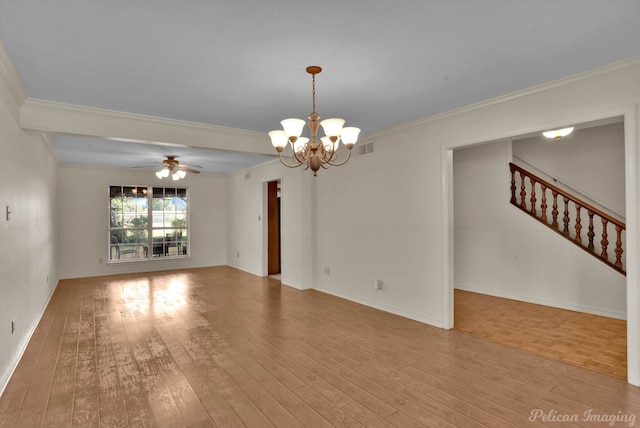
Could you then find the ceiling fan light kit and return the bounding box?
[155,156,200,180]
[269,66,361,176]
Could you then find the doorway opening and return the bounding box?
[267,179,281,277]
[447,116,632,381]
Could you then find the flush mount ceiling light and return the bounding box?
[268,66,360,176]
[543,127,574,141]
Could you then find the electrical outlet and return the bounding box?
[324,267,330,275]
[374,280,383,290]
[237,252,240,258]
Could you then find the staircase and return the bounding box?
[509,162,626,275]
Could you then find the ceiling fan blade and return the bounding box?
[140,157,202,174]
[133,161,165,169]
[176,162,202,169]
[175,162,201,169]
[178,166,201,174]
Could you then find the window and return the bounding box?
[109,185,188,261]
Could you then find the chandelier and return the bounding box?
[268,66,360,176]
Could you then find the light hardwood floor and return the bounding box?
[0,266,638,427]
[454,290,627,380]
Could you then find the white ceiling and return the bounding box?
[1,1,639,174]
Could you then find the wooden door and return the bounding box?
[267,180,281,274]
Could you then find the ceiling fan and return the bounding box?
[160,156,201,173]
[153,156,201,180]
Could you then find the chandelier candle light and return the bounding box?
[269,66,360,176]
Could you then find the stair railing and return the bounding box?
[509,162,625,275]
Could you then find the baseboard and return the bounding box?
[280,278,309,290]
[227,265,311,290]
[454,284,626,320]
[314,285,443,328]
[227,263,263,277]
[0,280,59,397]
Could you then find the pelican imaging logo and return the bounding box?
[529,409,636,426]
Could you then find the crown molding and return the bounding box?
[366,56,640,140]
[20,98,273,155]
[0,39,26,113]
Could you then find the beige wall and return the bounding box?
[226,160,314,290]
[57,166,227,279]
[0,49,58,391]
[313,126,445,326]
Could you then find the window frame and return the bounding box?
[108,185,189,263]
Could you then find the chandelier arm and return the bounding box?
[295,146,311,164]
[325,148,353,167]
[317,145,329,169]
[322,147,338,164]
[277,151,305,169]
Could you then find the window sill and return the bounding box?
[107,255,190,264]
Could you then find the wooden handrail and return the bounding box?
[509,163,624,229]
[509,162,625,275]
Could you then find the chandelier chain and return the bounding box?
[311,73,317,114]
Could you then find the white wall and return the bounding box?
[226,160,313,290]
[313,131,445,326]
[57,166,227,278]
[307,57,640,384]
[0,49,58,392]
[513,122,625,216]
[454,141,625,319]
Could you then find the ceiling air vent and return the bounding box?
[358,141,375,156]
